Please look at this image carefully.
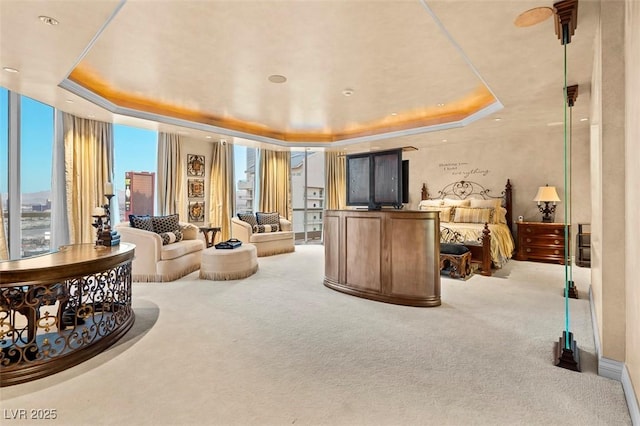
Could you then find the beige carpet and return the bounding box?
[1,245,631,425]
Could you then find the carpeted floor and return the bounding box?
[1,245,631,425]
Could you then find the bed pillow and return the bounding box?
[425,206,453,223]
[493,207,508,224]
[453,207,492,224]
[443,198,471,207]
[470,199,501,209]
[419,199,444,208]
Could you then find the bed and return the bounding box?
[419,179,515,276]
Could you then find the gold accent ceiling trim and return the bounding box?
[69,63,496,143]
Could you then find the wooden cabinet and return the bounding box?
[324,209,441,307]
[515,222,569,265]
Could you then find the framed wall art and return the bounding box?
[187,154,205,177]
[188,178,205,198]
[188,201,205,223]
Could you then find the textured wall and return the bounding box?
[403,123,591,235]
[625,0,640,407]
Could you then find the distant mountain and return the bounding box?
[2,190,126,207]
[0,191,53,206]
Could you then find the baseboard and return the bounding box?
[589,286,640,424]
[589,286,623,380]
[622,365,640,425]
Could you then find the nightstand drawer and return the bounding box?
[521,225,564,236]
[522,246,566,257]
[522,235,565,247]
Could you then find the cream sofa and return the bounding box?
[115,221,205,282]
[231,216,295,257]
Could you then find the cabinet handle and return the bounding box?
[554,229,560,234]
[526,228,531,233]
[554,250,559,254]
[526,248,531,253]
[527,238,531,243]
[554,239,560,244]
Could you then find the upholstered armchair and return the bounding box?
[115,220,205,282]
[231,214,295,257]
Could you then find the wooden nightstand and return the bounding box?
[515,222,570,265]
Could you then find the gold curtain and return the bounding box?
[157,132,183,218]
[324,152,346,210]
[259,149,291,220]
[0,196,7,260]
[63,113,113,244]
[209,141,234,241]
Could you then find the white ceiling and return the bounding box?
[0,0,597,152]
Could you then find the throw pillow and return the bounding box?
[159,230,184,245]
[152,214,180,234]
[253,224,280,233]
[440,243,470,255]
[237,213,258,229]
[255,212,281,234]
[453,207,492,224]
[129,215,153,232]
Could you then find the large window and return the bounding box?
[234,145,256,214]
[113,124,157,222]
[291,149,325,243]
[20,96,53,257]
[0,88,8,250]
[0,90,54,258]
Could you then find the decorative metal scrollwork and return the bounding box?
[435,180,505,203]
[0,262,133,382]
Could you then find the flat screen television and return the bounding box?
[346,148,405,209]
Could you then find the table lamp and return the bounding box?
[533,184,561,222]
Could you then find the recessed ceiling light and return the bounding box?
[342,88,354,97]
[494,117,502,122]
[39,15,59,25]
[205,135,212,139]
[3,67,19,73]
[391,112,398,116]
[437,103,445,107]
[514,7,553,28]
[547,121,563,126]
[65,99,74,103]
[580,118,589,122]
[442,139,448,142]
[268,75,287,83]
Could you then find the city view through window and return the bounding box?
[1,87,327,258]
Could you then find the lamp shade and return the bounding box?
[533,185,561,202]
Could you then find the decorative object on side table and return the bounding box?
[92,207,107,248]
[533,184,561,222]
[96,181,121,247]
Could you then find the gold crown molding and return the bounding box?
[69,63,496,143]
